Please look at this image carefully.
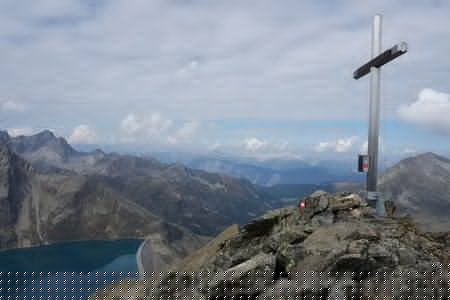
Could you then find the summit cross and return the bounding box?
[353,14,408,216]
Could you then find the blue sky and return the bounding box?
[0,0,450,160]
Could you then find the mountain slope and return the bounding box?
[0,131,275,248]
[0,144,41,248]
[92,191,450,300]
[379,152,450,230]
[152,152,361,186]
[0,143,208,252]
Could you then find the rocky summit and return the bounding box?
[94,191,450,299]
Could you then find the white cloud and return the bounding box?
[315,136,358,153]
[1,1,450,154]
[398,88,450,134]
[2,100,27,112]
[335,137,358,153]
[68,124,96,144]
[167,136,177,145]
[7,127,34,137]
[120,114,141,135]
[239,137,300,159]
[243,137,267,152]
[168,120,201,145]
[1,0,448,126]
[120,112,173,143]
[315,142,330,153]
[145,113,173,136]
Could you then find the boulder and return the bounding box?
[304,190,330,218]
[205,252,276,298]
[241,207,293,239]
[329,193,365,212]
[311,212,335,226]
[350,206,373,218]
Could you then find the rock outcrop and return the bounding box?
[100,191,450,299]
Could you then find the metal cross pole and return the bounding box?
[353,14,408,216]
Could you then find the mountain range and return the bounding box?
[151,151,363,186]
[1,129,450,252]
[0,130,274,250]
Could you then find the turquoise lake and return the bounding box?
[0,239,142,299]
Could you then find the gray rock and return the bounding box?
[206,252,276,298]
[310,190,329,198]
[302,192,330,220]
[257,275,330,300]
[311,212,335,226]
[132,191,450,300]
[241,207,294,239]
[397,247,417,265]
[329,193,364,212]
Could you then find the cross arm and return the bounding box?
[353,42,408,80]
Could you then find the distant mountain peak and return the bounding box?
[414,152,448,161]
[33,129,56,141]
[6,129,77,163]
[92,148,105,155]
[379,151,450,231]
[399,152,450,167]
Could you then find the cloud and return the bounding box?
[335,137,358,153]
[316,142,331,153]
[398,88,450,134]
[316,136,359,153]
[1,100,27,112]
[120,114,141,135]
[120,112,173,143]
[7,127,34,137]
[2,0,448,125]
[68,124,96,144]
[119,113,202,147]
[1,1,450,155]
[243,137,267,152]
[239,137,299,159]
[168,120,201,145]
